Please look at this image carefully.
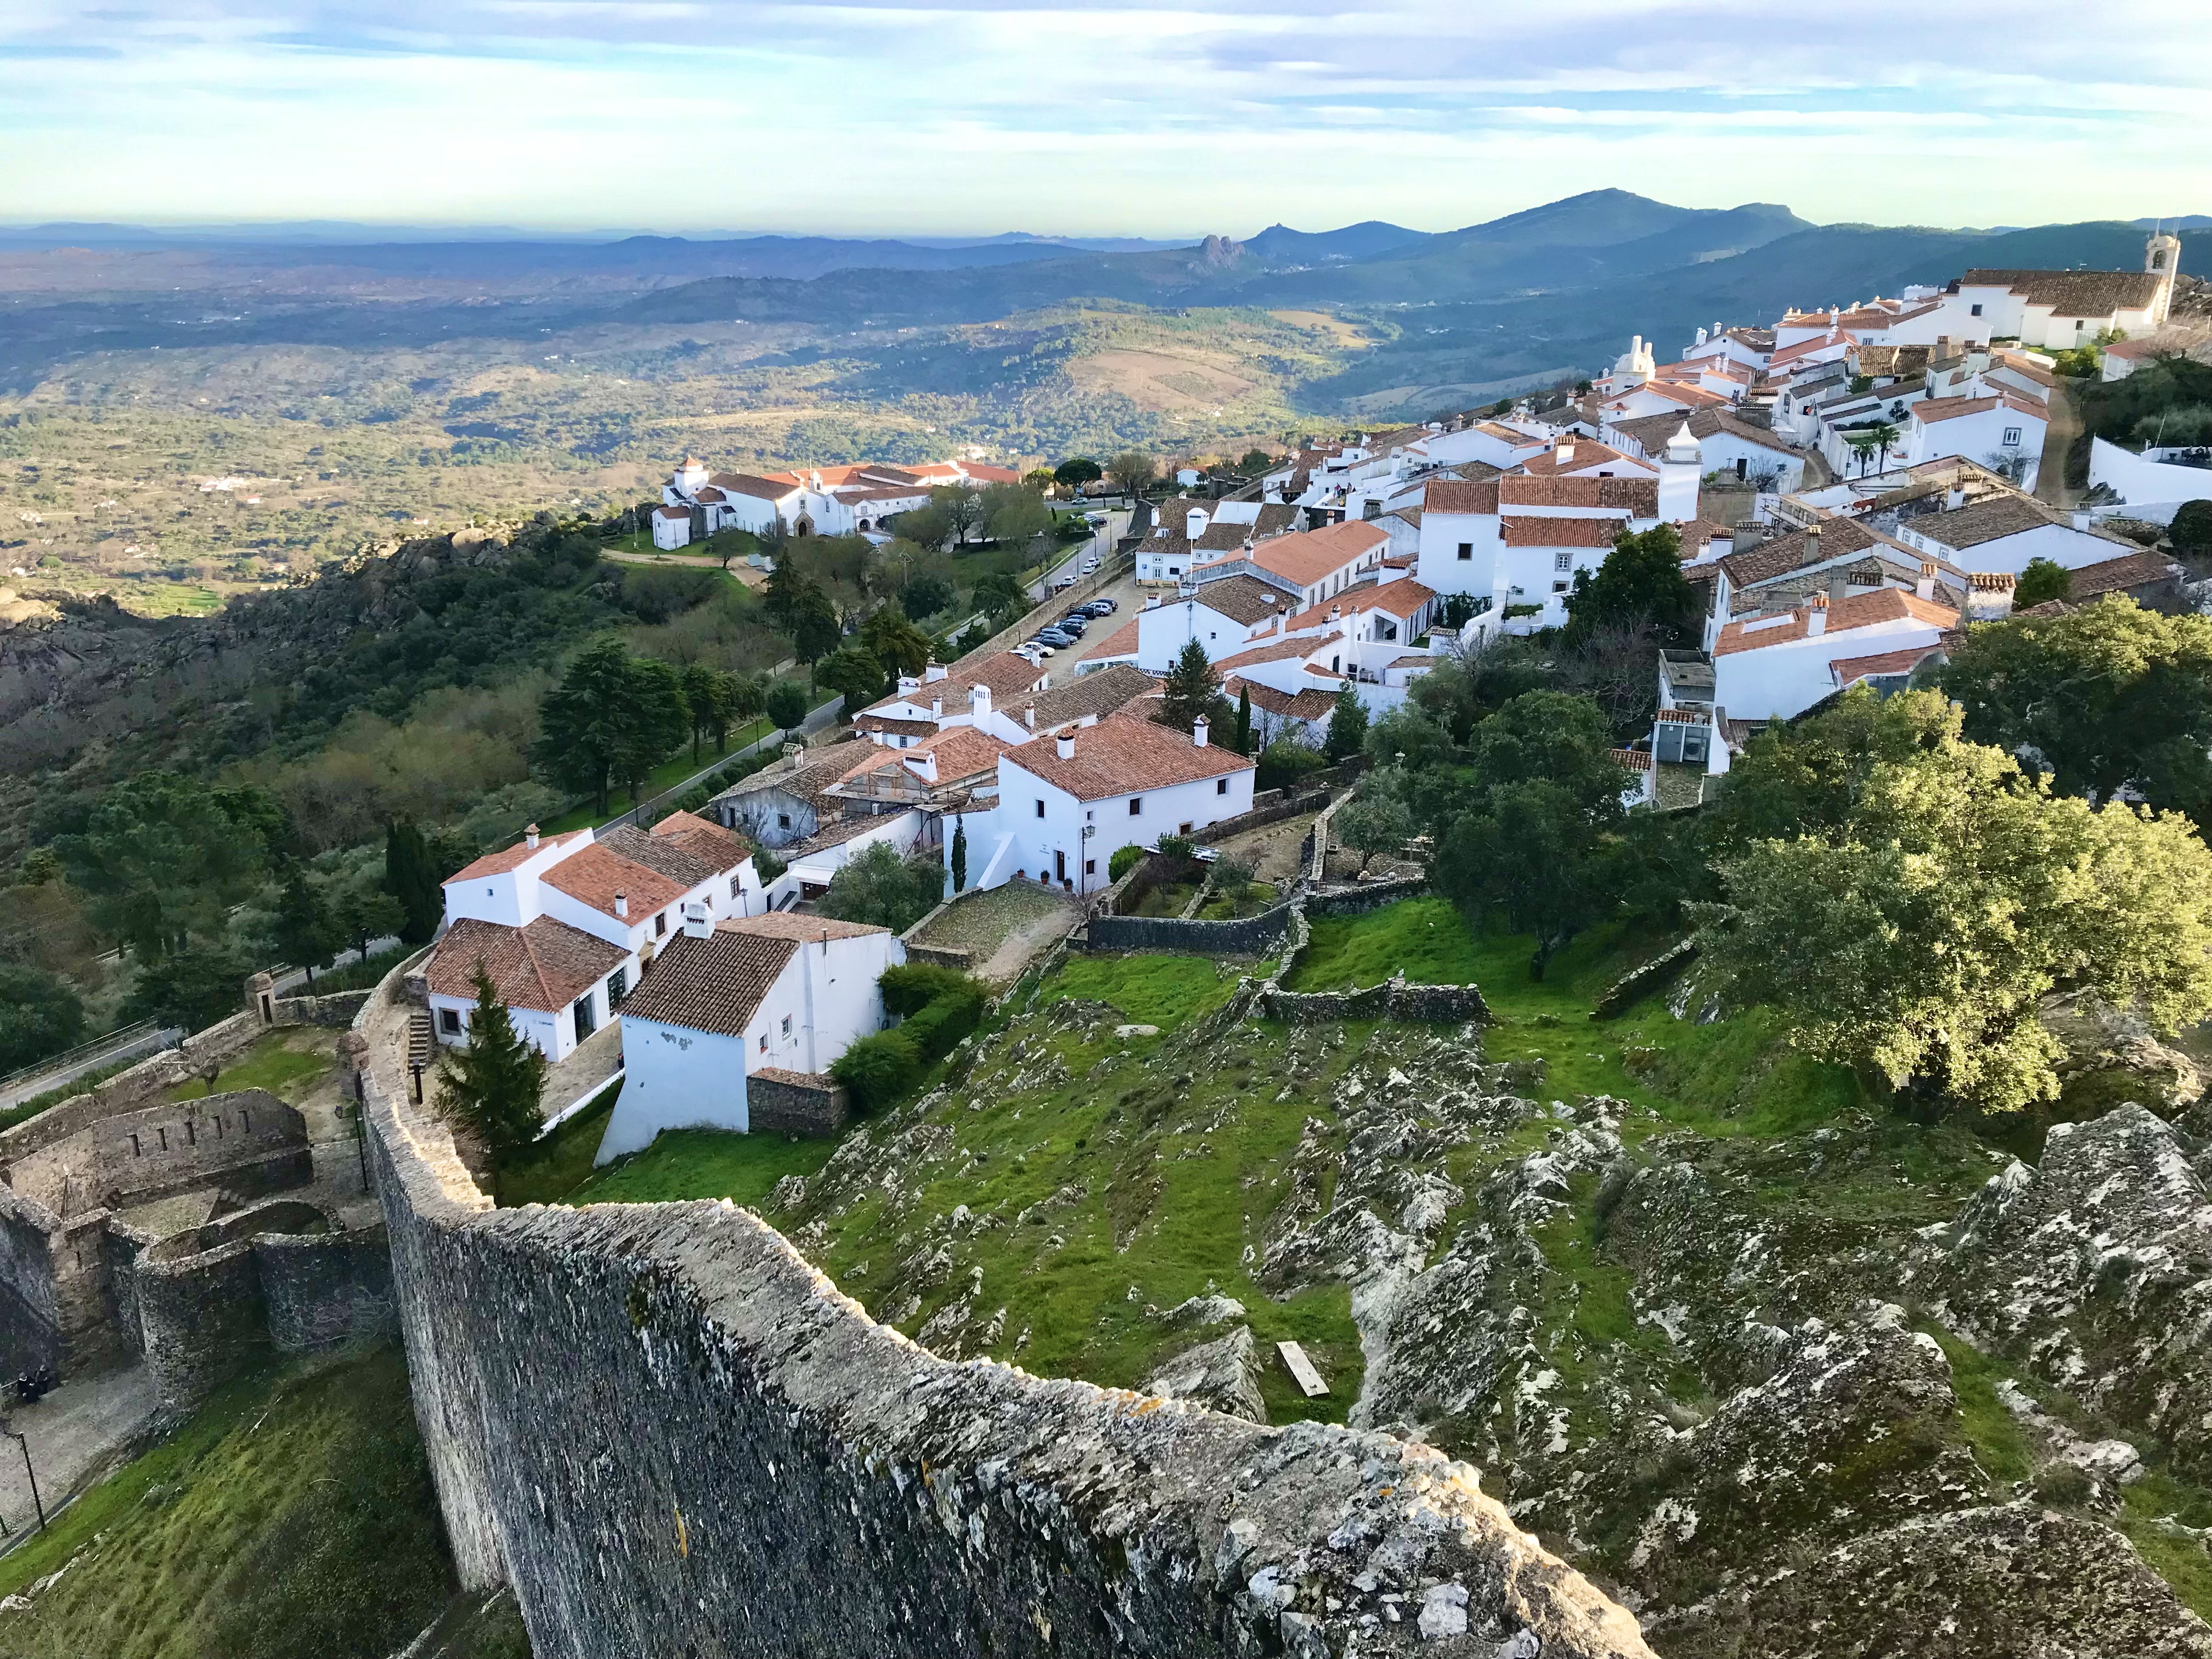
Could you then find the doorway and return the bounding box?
[573,990,596,1042]
[1054,849,1067,883]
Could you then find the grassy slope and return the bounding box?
[165,1028,335,1105]
[0,1346,527,1659]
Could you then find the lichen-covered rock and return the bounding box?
[1930,1104,2212,1478]
[1146,1325,1268,1423]
[2043,992,2205,1116]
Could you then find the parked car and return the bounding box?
[1083,598,1118,616]
[1080,557,1099,574]
[1058,616,1088,634]
[1022,642,1056,658]
[1036,628,1076,647]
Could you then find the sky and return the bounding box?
[4,0,2208,238]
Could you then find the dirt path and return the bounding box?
[979,896,1082,984]
[2037,381,2083,506]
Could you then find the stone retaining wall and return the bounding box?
[745,1068,850,1137]
[7,1088,307,1220]
[1257,975,1492,1026]
[1591,938,1699,1020]
[133,1238,266,1414]
[354,959,1652,1659]
[901,944,975,972]
[257,1225,396,1353]
[272,990,374,1028]
[0,1011,264,1163]
[1084,902,1297,957]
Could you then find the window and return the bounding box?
[1457,541,1473,561]
[655,911,668,938]
[606,967,627,1007]
[1970,303,1983,317]
[439,1008,461,1035]
[759,1033,769,1053]
[1553,552,1571,572]
[730,875,742,898]
[781,1014,792,1038]
[2001,426,2022,447]
[1180,821,1193,836]
[1085,858,1096,875]
[1217,777,1228,795]
[1552,580,1570,593]
[1035,799,1045,819]
[776,812,791,831]
[1128,797,1143,815]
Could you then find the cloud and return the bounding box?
[2,0,2205,231]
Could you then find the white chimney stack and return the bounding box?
[1946,484,1966,511]
[682,901,710,939]
[970,683,992,720]
[614,891,629,919]
[1916,560,1939,600]
[524,822,539,850]
[924,659,947,683]
[1056,730,1075,759]
[930,695,942,719]
[1186,507,1210,542]
[1193,715,1210,748]
[1805,595,1828,636]
[2072,511,2091,532]
[1556,439,1577,465]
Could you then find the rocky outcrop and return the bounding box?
[1146,1325,1268,1423]
[1927,1102,2212,1479]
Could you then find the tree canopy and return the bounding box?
[2013,557,2071,608]
[1561,523,1696,651]
[818,842,945,934]
[1697,690,2212,1113]
[436,964,548,1155]
[0,966,86,1075]
[52,774,291,960]
[1937,596,2212,819]
[532,640,691,816]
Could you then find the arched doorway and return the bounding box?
[793,515,815,538]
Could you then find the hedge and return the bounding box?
[879,962,977,1018]
[828,1029,921,1113]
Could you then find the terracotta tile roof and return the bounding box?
[1194,521,1387,588]
[1611,406,1805,460]
[863,652,1043,718]
[1002,712,1254,802]
[616,927,797,1038]
[1084,618,1140,659]
[1518,441,1654,477]
[854,714,938,737]
[708,472,801,501]
[596,823,729,890]
[1911,494,2061,550]
[1914,392,2046,426]
[1184,573,1295,624]
[1452,459,1506,482]
[1500,516,1623,549]
[1830,645,1944,685]
[1718,517,1887,587]
[1714,588,1958,656]
[1423,478,1501,515]
[425,916,627,1014]
[1222,676,1336,721]
[541,843,688,922]
[653,505,691,522]
[1215,631,1340,672]
[2066,550,2181,598]
[714,744,881,810]
[1499,475,1658,514]
[721,912,894,943]
[1029,663,1156,726]
[444,830,589,887]
[1960,268,2165,315]
[910,725,1013,778]
[1677,517,1734,551]
[1282,578,1435,633]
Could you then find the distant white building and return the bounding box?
[661,455,1022,541]
[651,504,693,550]
[1901,392,2050,490]
[600,912,905,1160]
[1951,236,2181,350]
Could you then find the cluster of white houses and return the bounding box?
[650,456,1022,549]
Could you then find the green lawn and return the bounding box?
[537,719,774,835]
[492,1088,619,1207]
[167,1029,334,1105]
[1042,953,1240,1029]
[0,1346,511,1659]
[567,1126,836,1209]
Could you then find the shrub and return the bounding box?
[830,1029,921,1112]
[2172,499,2212,558]
[903,989,984,1061]
[879,962,976,1018]
[1156,834,1194,863]
[1256,738,1325,793]
[1108,844,1144,883]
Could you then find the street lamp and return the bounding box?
[1,1414,45,1533]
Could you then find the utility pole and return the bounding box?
[2,1415,45,1532]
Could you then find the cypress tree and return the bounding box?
[951,818,969,894]
[386,820,441,945]
[436,964,548,1156]
[1233,683,1252,757]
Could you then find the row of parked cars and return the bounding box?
[1018,596,1118,659]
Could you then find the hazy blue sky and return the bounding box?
[4,0,2205,235]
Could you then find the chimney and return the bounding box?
[1024,704,1036,731]
[930,695,942,719]
[1805,523,1822,556]
[1186,507,1210,542]
[1946,484,1966,511]
[1916,560,1938,601]
[1555,439,1577,465]
[614,891,629,919]
[923,659,947,683]
[2072,510,2091,532]
[682,901,710,939]
[1193,715,1210,748]
[969,683,992,720]
[524,822,539,850]
[783,742,805,772]
[1056,730,1075,759]
[1805,595,1828,636]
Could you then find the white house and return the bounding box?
[424,813,760,1064]
[662,456,1021,540]
[850,652,1048,747]
[1132,498,1301,584]
[966,713,1256,895]
[1188,519,1391,611]
[1134,574,1295,671]
[1607,407,1813,492]
[1711,586,1959,722]
[2087,436,2212,526]
[1902,392,2049,490]
[597,912,904,1161]
[1951,237,2180,350]
[1886,489,2140,574]
[651,504,693,550]
[1415,472,1666,630]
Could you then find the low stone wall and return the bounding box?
[746,1068,850,1137]
[272,990,374,1028]
[0,1011,264,1163]
[357,950,1652,1659]
[901,944,975,972]
[1085,901,1297,957]
[1591,938,1699,1020]
[257,1225,396,1353]
[1306,874,1431,918]
[1259,974,1492,1026]
[7,1088,308,1220]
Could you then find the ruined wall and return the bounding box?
[256,1225,395,1353]
[357,970,1652,1659]
[132,1239,266,1414]
[1259,977,1492,1026]
[271,990,374,1028]
[7,1089,307,1218]
[1085,902,1298,957]
[744,1068,849,1137]
[0,1015,267,1167]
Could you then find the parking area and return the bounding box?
[1020,567,1148,673]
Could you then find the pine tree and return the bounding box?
[1233,683,1252,756]
[385,820,441,945]
[951,818,969,894]
[436,964,548,1156]
[1158,639,1224,735]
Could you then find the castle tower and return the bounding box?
[2147,230,2183,325]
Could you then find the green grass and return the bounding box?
[166,1030,334,1104]
[537,721,775,835]
[1195,882,1278,920]
[1130,881,1201,918]
[1042,953,1239,1029]
[569,1125,836,1208]
[0,1345,472,1659]
[492,1087,619,1207]
[1920,1323,2036,1486]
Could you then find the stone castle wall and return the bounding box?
[744,1068,849,1137]
[8,1088,307,1220]
[354,963,1651,1659]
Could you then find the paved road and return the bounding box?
[0,1366,156,1545]
[0,1025,180,1114]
